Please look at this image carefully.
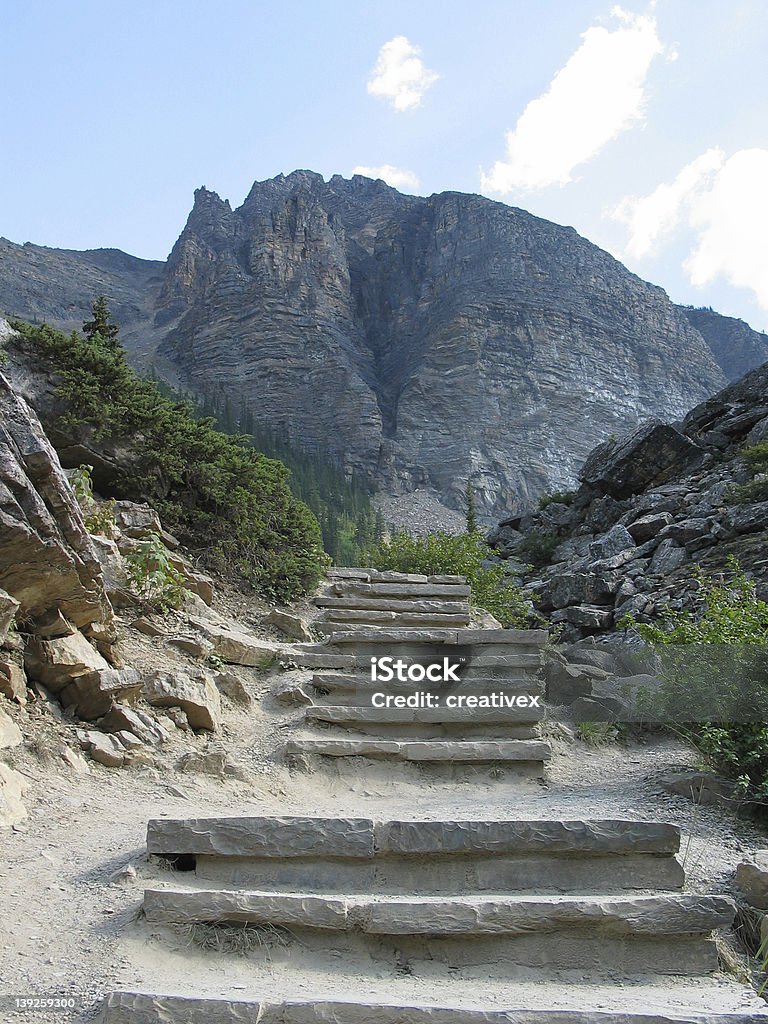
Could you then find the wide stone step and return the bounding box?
[326,569,467,585]
[310,674,544,701]
[146,816,686,893]
[316,596,471,613]
[284,738,551,771]
[331,582,472,599]
[328,628,547,646]
[306,704,544,726]
[316,610,471,628]
[102,993,768,1024]
[141,889,733,974]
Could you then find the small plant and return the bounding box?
[465,481,479,535]
[207,651,224,671]
[516,530,559,569]
[538,490,575,510]
[125,532,191,612]
[577,721,620,746]
[69,464,116,536]
[728,440,768,504]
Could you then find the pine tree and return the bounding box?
[83,296,119,349]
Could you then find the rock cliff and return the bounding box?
[490,359,768,643]
[3,172,768,514]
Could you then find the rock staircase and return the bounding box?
[100,569,768,1022]
[313,568,472,634]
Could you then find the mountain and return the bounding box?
[679,306,768,382]
[1,171,766,515]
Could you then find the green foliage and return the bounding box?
[125,532,191,612]
[620,557,768,796]
[82,296,119,349]
[13,314,327,602]
[69,463,116,536]
[465,482,478,535]
[516,530,559,569]
[366,530,532,627]
[537,490,575,510]
[727,440,768,504]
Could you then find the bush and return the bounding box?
[538,490,575,510]
[13,314,327,602]
[620,557,768,797]
[125,533,190,612]
[516,530,559,569]
[727,440,768,504]
[366,530,532,627]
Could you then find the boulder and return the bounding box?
[274,680,313,706]
[99,703,170,745]
[553,605,613,630]
[649,539,689,575]
[736,853,768,910]
[0,706,22,748]
[143,670,221,731]
[112,500,162,539]
[59,667,143,721]
[546,571,621,610]
[0,370,113,630]
[169,636,214,660]
[0,657,26,704]
[265,608,313,641]
[0,762,27,825]
[78,729,125,767]
[24,631,109,691]
[579,420,701,500]
[214,671,252,705]
[727,502,768,535]
[189,616,279,667]
[33,608,76,639]
[627,512,674,543]
[658,518,714,546]
[589,524,636,561]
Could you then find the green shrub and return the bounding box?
[516,530,559,569]
[125,533,191,612]
[13,313,327,602]
[69,463,116,536]
[727,440,768,504]
[538,490,575,510]
[620,557,768,796]
[366,530,532,627]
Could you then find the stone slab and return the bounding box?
[306,705,544,726]
[284,738,551,764]
[319,611,471,626]
[141,888,733,937]
[100,993,768,1024]
[316,597,470,613]
[374,819,680,856]
[334,583,472,599]
[147,816,374,858]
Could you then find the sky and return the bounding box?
[2,0,767,330]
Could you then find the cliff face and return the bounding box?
[3,171,765,514]
[679,307,768,382]
[156,171,729,513]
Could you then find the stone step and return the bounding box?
[315,596,471,613]
[146,816,685,895]
[283,738,551,772]
[141,889,733,975]
[326,569,467,585]
[328,628,547,646]
[100,993,768,1024]
[306,704,545,727]
[288,651,356,670]
[331,582,472,599]
[316,610,472,628]
[310,674,544,698]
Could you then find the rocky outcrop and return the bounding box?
[490,360,768,643]
[0,368,114,633]
[680,307,768,382]
[3,172,762,516]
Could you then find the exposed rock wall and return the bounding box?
[490,361,768,643]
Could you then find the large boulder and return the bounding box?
[579,420,701,500]
[0,370,113,630]
[143,670,221,731]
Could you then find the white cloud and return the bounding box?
[367,36,438,112]
[351,164,421,191]
[611,148,725,258]
[613,148,768,312]
[481,6,667,194]
[685,149,768,310]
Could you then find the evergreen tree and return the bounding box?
[83,296,119,349]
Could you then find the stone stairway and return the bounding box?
[99,568,768,1022]
[313,567,472,633]
[285,623,551,775]
[101,815,765,1022]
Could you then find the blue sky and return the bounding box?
[2,1,767,329]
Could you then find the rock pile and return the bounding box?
[490,362,768,643]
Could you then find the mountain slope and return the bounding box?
[3,171,766,514]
